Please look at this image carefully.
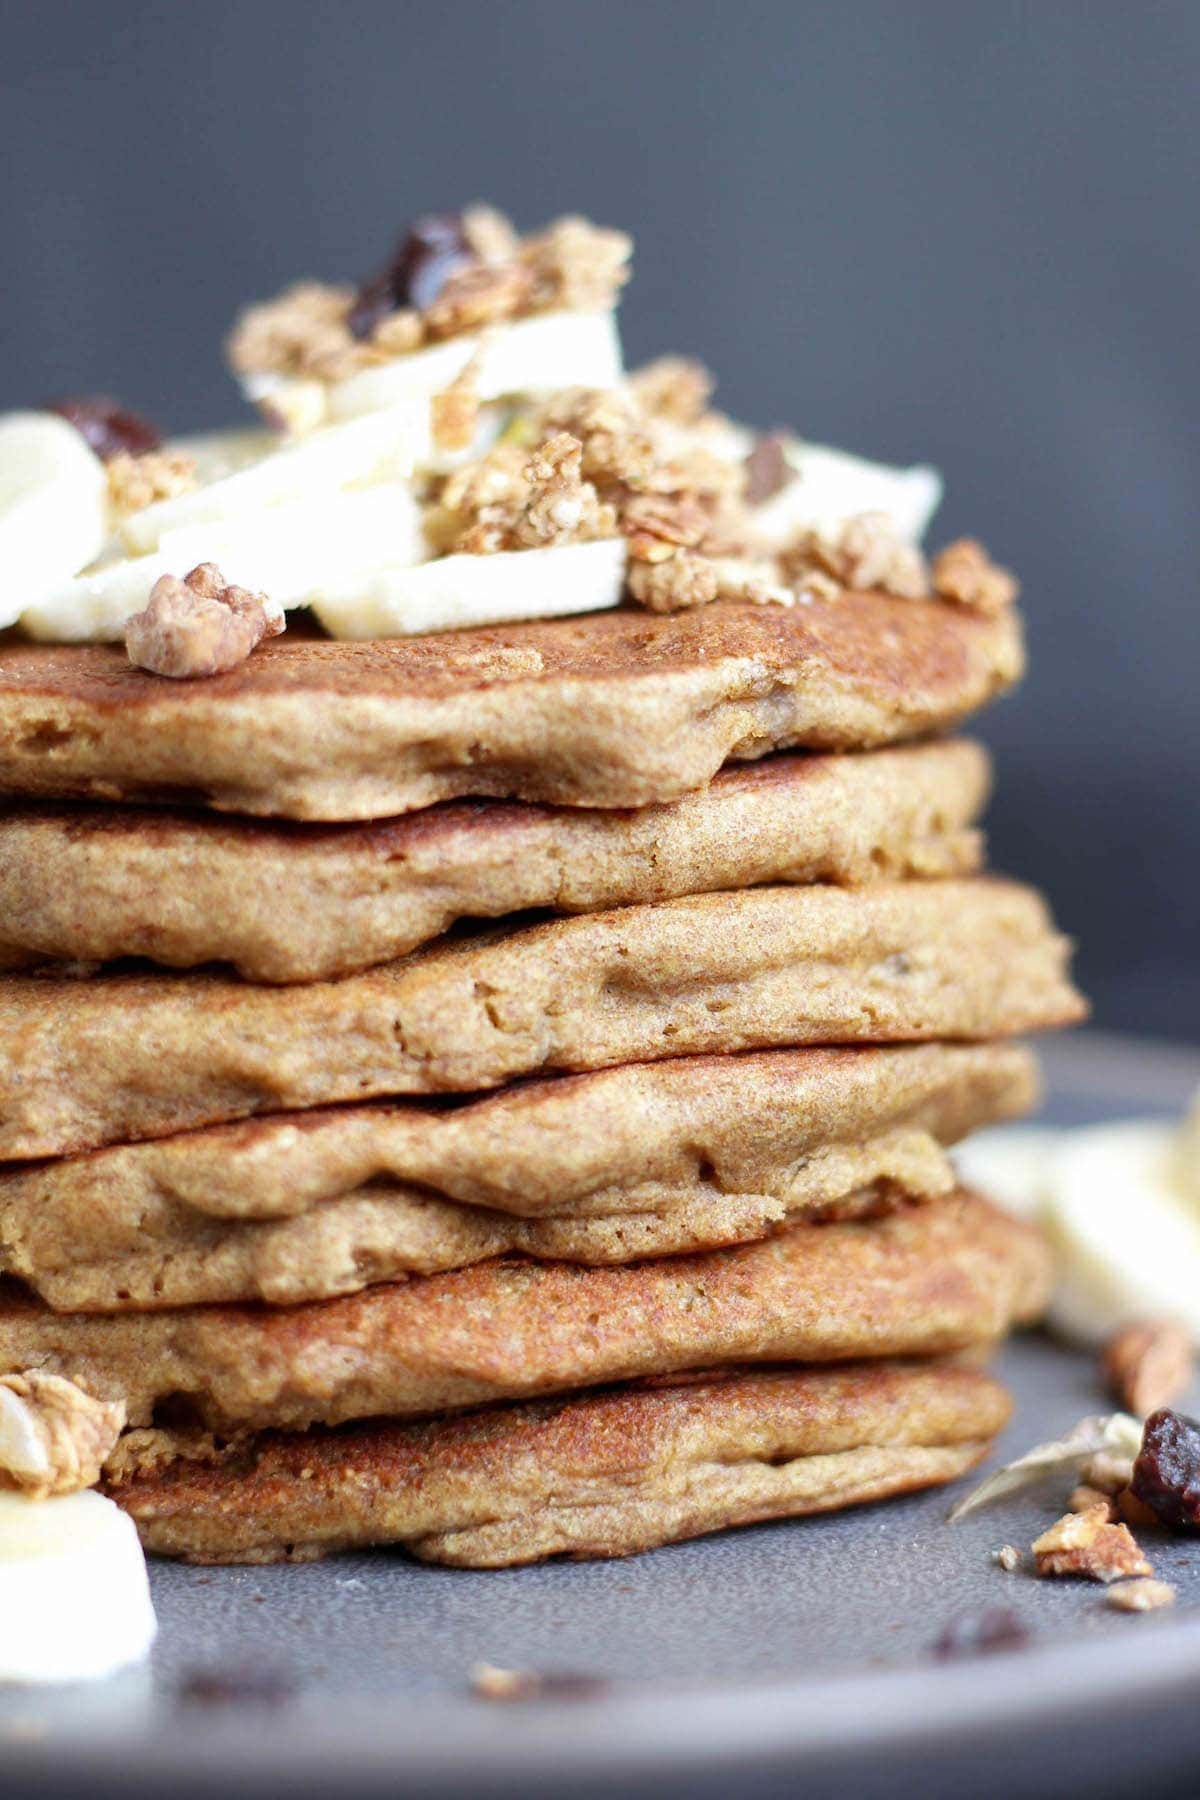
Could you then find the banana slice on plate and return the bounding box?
[751,440,943,547]
[0,412,110,627]
[1042,1120,1200,1345]
[953,1126,1060,1221]
[0,1488,156,1683]
[313,536,628,639]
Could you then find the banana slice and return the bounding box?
[0,412,110,627]
[953,1126,1060,1221]
[22,484,424,641]
[313,536,628,639]
[1042,1120,1200,1345]
[121,406,429,554]
[752,440,943,547]
[245,310,623,431]
[0,1488,156,1683]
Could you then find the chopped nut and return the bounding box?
[993,1544,1022,1572]
[523,216,632,312]
[1115,1485,1159,1528]
[424,261,532,339]
[1032,1506,1152,1583]
[107,447,198,514]
[627,550,719,613]
[0,1371,125,1500]
[622,491,712,550]
[1068,1484,1117,1519]
[932,538,1019,613]
[627,356,714,425]
[1106,1578,1176,1613]
[1103,1319,1194,1417]
[125,563,284,680]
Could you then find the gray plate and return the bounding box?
[4,1030,1200,1800]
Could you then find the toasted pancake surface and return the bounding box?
[0,1043,1036,1310]
[0,879,1082,1158]
[0,1192,1051,1432]
[106,1361,1011,1565]
[0,595,1022,819]
[0,741,988,982]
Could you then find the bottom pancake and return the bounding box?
[106,1360,1009,1566]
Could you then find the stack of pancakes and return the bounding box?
[0,595,1080,1564]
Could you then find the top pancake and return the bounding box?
[0,594,1023,820]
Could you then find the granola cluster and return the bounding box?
[780,512,930,603]
[107,447,198,515]
[227,209,632,386]
[125,562,284,679]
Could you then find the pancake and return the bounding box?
[0,1192,1051,1433]
[104,1361,1012,1565]
[0,740,989,983]
[0,878,1082,1159]
[0,594,1023,820]
[0,1043,1037,1310]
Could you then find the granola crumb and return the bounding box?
[1032,1506,1152,1583]
[627,550,720,613]
[1068,1484,1118,1519]
[1103,1320,1194,1418]
[993,1544,1022,1572]
[522,216,632,312]
[1106,1578,1176,1613]
[0,1371,126,1500]
[514,433,615,550]
[462,204,520,266]
[125,563,284,680]
[431,359,482,454]
[107,447,198,514]
[424,261,531,339]
[932,537,1019,613]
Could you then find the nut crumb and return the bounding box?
[1103,1320,1194,1417]
[107,448,198,514]
[0,1371,125,1499]
[1106,1578,1176,1613]
[125,563,283,680]
[1068,1484,1117,1519]
[1032,1506,1152,1584]
[932,538,1019,613]
[993,1544,1022,1572]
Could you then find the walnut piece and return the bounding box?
[1032,1506,1152,1583]
[781,512,929,601]
[932,538,1020,613]
[1106,1578,1176,1613]
[107,448,198,514]
[1103,1320,1194,1417]
[0,1372,126,1500]
[125,563,284,680]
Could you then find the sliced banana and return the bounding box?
[0,412,110,627]
[1042,1120,1200,1345]
[121,406,429,554]
[0,1488,156,1683]
[953,1126,1059,1221]
[22,484,424,641]
[752,439,943,547]
[249,310,624,429]
[313,535,628,639]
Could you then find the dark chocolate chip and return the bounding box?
[1132,1407,1200,1529]
[348,213,474,339]
[46,396,162,461]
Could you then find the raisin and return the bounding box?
[1131,1407,1200,1529]
[932,1608,1030,1659]
[47,396,162,461]
[347,213,474,339]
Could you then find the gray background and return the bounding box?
[1,0,1195,1040]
